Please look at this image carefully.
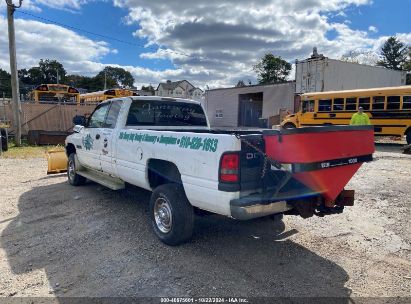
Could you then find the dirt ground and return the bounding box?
[0,144,410,300]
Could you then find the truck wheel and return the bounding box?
[149,184,194,246]
[67,153,86,186]
[0,128,8,152]
[406,130,411,145]
[270,213,284,221]
[282,123,296,129]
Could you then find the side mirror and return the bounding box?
[73,115,87,126]
[73,125,84,133]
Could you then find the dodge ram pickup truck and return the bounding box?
[65,96,375,245]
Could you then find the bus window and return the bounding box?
[345,97,357,111]
[302,100,315,113]
[372,96,385,110]
[387,96,400,110]
[358,97,371,110]
[318,99,332,112]
[403,96,411,110]
[333,98,344,111]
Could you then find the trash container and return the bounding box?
[0,128,8,152]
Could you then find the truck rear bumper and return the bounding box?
[230,198,292,220]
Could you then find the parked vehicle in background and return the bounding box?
[281,86,411,144]
[64,96,374,245]
[80,89,137,104]
[29,84,80,104]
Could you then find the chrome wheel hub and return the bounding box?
[154,197,172,234]
[68,159,75,181]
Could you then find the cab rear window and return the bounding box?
[126,100,207,127]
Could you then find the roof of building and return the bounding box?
[157,80,185,91]
[302,85,411,96]
[206,81,296,92]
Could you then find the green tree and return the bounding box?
[236,80,246,87]
[141,85,155,95]
[404,47,411,71]
[0,68,12,98]
[18,59,66,85]
[65,74,95,90]
[96,66,135,89]
[253,54,292,84]
[376,36,408,70]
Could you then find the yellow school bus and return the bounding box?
[30,84,80,103]
[80,89,137,104]
[281,86,411,144]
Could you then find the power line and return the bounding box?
[16,10,207,61]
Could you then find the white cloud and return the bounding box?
[0,15,111,74]
[1,0,410,89]
[368,25,378,33]
[111,0,411,87]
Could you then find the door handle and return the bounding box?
[96,134,100,140]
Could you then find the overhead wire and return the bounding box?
[16,10,213,62]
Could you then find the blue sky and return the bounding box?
[0,0,410,88]
[329,0,411,36]
[14,1,175,71]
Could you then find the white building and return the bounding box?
[296,48,407,94]
[205,82,296,128]
[156,80,203,101]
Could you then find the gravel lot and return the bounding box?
[0,145,410,299]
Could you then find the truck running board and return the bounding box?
[77,169,125,190]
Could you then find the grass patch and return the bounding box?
[1,143,63,159]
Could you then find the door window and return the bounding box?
[88,103,110,128]
[104,100,122,128]
[302,100,315,112]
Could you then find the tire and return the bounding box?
[270,213,284,221]
[67,153,86,186]
[406,130,411,145]
[149,184,194,246]
[0,128,8,152]
[282,123,296,129]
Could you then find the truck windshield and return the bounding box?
[126,100,207,127]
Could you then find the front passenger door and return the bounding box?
[78,102,110,171]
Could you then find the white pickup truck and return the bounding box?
[66,96,374,245]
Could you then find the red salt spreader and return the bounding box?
[261,125,375,218]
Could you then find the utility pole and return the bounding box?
[56,69,59,84]
[6,0,23,146]
[104,69,107,90]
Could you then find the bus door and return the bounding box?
[300,99,315,126]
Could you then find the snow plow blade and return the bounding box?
[46,148,68,175]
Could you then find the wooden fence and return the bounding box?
[3,102,96,135]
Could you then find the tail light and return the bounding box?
[220,153,239,182]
